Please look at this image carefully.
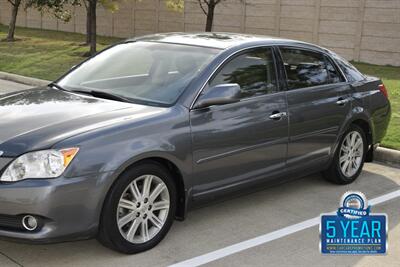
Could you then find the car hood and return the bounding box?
[0,87,166,156]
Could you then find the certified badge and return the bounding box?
[338,191,370,219]
[320,191,387,254]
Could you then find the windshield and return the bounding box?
[57,42,220,106]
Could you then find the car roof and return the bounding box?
[128,32,327,52]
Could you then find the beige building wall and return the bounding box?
[0,0,399,66]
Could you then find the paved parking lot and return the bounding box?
[0,80,399,267]
[0,79,31,95]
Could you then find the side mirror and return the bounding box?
[193,83,241,109]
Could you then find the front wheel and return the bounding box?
[98,161,177,254]
[323,125,367,184]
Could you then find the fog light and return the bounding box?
[22,215,38,231]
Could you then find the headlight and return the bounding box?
[1,148,79,182]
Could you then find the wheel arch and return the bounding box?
[351,119,375,162]
[104,155,188,222]
[351,119,372,147]
[334,114,374,164]
[347,118,374,162]
[136,157,187,220]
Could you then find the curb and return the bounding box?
[375,147,400,166]
[0,71,50,87]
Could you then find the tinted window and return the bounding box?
[58,42,219,106]
[209,48,278,99]
[331,53,365,82]
[280,48,344,90]
[326,58,343,83]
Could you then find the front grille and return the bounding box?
[0,214,25,231]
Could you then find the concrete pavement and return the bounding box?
[0,163,397,267]
[0,79,399,267]
[0,79,31,95]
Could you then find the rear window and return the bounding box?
[330,53,365,82]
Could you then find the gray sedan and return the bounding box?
[0,33,391,253]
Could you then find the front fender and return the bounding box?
[53,105,193,187]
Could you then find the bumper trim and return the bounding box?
[0,171,115,243]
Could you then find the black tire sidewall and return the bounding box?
[99,161,177,254]
[334,125,367,184]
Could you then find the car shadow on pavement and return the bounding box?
[0,163,398,267]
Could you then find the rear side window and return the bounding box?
[209,48,278,99]
[279,48,344,90]
[331,53,365,82]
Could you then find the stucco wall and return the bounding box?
[0,0,399,66]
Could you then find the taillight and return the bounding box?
[378,84,388,98]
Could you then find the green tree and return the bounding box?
[83,0,226,55]
[198,0,221,32]
[80,0,119,56]
[167,0,237,32]
[5,0,76,42]
[26,0,79,21]
[5,0,22,41]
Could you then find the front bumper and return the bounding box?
[0,171,114,243]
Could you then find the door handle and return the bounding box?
[336,98,349,106]
[269,112,287,120]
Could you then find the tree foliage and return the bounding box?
[165,0,237,32]
[26,0,80,22]
[165,0,183,11]
[98,0,119,12]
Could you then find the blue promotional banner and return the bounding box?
[320,214,387,254]
[320,191,388,255]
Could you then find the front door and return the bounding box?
[190,47,288,198]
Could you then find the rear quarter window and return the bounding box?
[330,53,365,82]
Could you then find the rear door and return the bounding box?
[190,47,288,198]
[278,47,351,168]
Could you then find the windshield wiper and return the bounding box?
[49,82,68,91]
[70,89,133,103]
[49,84,160,106]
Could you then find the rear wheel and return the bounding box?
[98,161,177,254]
[324,125,367,184]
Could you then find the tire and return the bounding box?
[323,124,367,185]
[98,161,177,254]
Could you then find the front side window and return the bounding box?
[58,42,220,106]
[280,48,344,90]
[209,48,278,99]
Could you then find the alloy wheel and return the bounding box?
[116,175,170,244]
[339,131,364,178]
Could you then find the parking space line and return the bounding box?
[169,189,400,267]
